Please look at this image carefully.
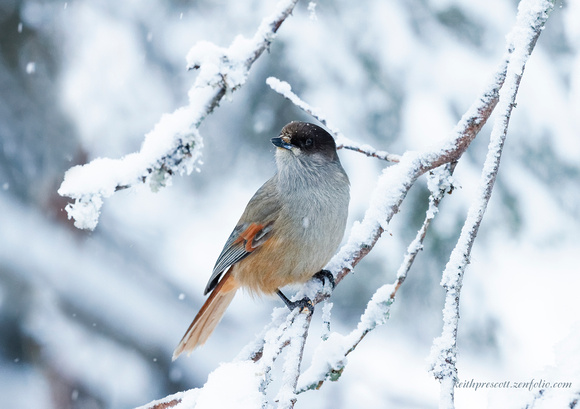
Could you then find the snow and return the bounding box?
[185,0,299,96]
[275,316,310,408]
[185,36,255,92]
[428,2,556,405]
[327,151,421,276]
[193,361,265,409]
[266,76,338,136]
[138,361,266,409]
[297,284,395,393]
[63,194,103,230]
[58,0,298,230]
[307,2,318,21]
[320,301,332,341]
[266,76,399,162]
[25,62,36,74]
[298,332,348,392]
[58,106,204,229]
[3,0,579,408]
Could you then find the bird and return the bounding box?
[173,121,350,360]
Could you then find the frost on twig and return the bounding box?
[266,76,401,162]
[234,60,505,394]
[297,284,395,393]
[522,388,580,409]
[294,164,454,393]
[238,38,508,377]
[137,311,312,409]
[428,1,555,407]
[136,361,266,409]
[133,0,555,408]
[236,2,553,401]
[324,59,505,294]
[57,0,299,230]
[274,311,313,409]
[396,163,455,282]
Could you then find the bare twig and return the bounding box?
[395,162,456,283]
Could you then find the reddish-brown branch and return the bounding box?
[148,400,181,409]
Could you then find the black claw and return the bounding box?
[312,269,335,290]
[277,290,314,315]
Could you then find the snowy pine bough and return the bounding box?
[57,0,564,408]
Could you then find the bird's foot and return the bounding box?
[277,290,314,315]
[312,269,335,290]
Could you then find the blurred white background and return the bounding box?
[0,0,579,408]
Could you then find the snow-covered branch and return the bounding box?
[428,1,555,408]
[323,57,506,296]
[396,163,455,284]
[132,1,554,408]
[236,45,506,391]
[273,312,312,409]
[233,2,554,403]
[57,0,299,230]
[288,163,455,393]
[522,388,580,409]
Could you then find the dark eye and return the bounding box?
[304,138,313,148]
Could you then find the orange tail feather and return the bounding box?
[172,271,239,360]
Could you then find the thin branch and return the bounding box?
[522,389,580,409]
[242,0,552,369]
[295,163,455,393]
[324,57,507,296]
[266,76,401,162]
[395,162,456,283]
[275,312,313,409]
[239,47,507,367]
[339,143,401,163]
[266,77,333,131]
[58,0,300,230]
[135,392,183,409]
[257,308,304,393]
[428,2,555,407]
[135,1,555,408]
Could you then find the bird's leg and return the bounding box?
[312,269,335,290]
[277,289,314,315]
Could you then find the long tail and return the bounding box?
[172,270,239,360]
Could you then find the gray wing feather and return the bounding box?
[204,225,250,295]
[203,176,282,295]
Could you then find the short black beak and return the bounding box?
[271,137,293,150]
